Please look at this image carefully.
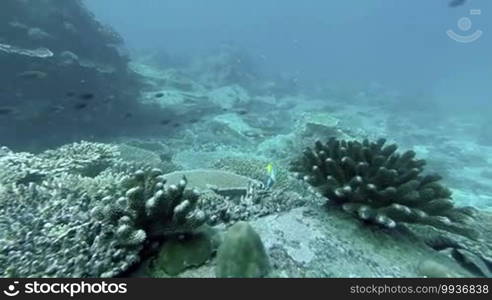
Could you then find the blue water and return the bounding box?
[86,0,491,109]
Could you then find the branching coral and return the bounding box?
[290,137,477,238]
[93,168,207,240]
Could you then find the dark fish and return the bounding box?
[74,103,88,110]
[79,93,95,100]
[16,70,48,80]
[155,92,164,98]
[124,112,133,119]
[189,118,199,123]
[237,109,248,115]
[0,87,13,94]
[172,123,181,128]
[66,91,76,97]
[0,107,14,115]
[449,0,466,7]
[160,119,171,125]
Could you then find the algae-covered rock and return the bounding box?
[154,234,213,276]
[215,221,270,278]
[145,225,222,277]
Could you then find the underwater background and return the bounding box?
[0,0,491,278]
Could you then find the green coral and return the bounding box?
[291,137,477,239]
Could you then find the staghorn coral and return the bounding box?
[290,137,477,238]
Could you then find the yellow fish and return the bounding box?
[264,163,276,189]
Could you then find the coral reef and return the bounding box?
[0,171,139,278]
[40,141,121,177]
[161,169,258,192]
[0,143,207,277]
[199,185,305,225]
[215,221,271,278]
[95,168,208,240]
[145,226,220,277]
[291,137,477,238]
[212,156,301,191]
[0,142,120,185]
[157,168,306,225]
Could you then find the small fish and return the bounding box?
[16,70,48,80]
[155,92,164,98]
[66,91,76,97]
[79,93,95,100]
[172,123,181,128]
[74,103,88,110]
[0,107,15,115]
[237,109,248,115]
[449,0,466,7]
[160,119,171,125]
[263,163,276,189]
[104,95,115,103]
[124,112,133,119]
